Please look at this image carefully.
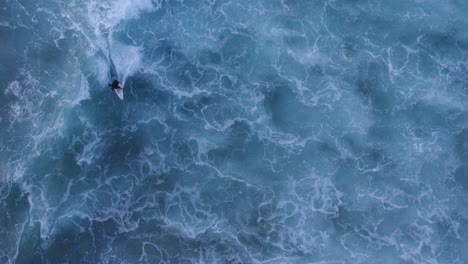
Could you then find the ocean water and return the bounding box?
[1,0,468,263]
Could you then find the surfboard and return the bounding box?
[115,87,124,100]
[109,76,124,100]
[109,60,123,100]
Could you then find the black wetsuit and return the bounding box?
[108,80,121,90]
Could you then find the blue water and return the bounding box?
[1,0,468,263]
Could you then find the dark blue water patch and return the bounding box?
[219,28,257,70]
[0,183,29,231]
[340,35,362,59]
[445,67,468,95]
[332,161,375,197]
[418,31,462,57]
[263,84,323,136]
[276,52,308,81]
[273,14,305,32]
[198,179,296,261]
[1,120,33,159]
[0,183,30,263]
[259,0,290,10]
[0,0,36,29]
[179,96,213,118]
[177,95,249,137]
[435,212,468,243]
[111,237,149,263]
[435,236,468,264]
[147,39,186,68]
[74,162,104,183]
[354,60,394,113]
[220,75,237,90]
[170,140,198,168]
[102,130,149,164]
[456,38,468,53]
[339,132,368,156]
[200,177,261,222]
[301,140,340,172]
[14,222,44,264]
[202,123,308,184]
[397,25,423,46]
[167,60,209,91]
[35,217,118,263]
[245,60,277,88]
[41,167,72,206]
[130,75,172,104]
[336,138,393,181]
[405,102,452,131]
[325,4,395,43]
[455,128,468,163]
[60,148,82,177]
[62,109,86,142]
[329,206,360,240]
[198,50,222,66]
[0,27,30,87]
[27,45,76,85]
[330,205,412,262]
[23,152,77,206]
[78,101,126,130]
[418,161,452,188]
[224,120,251,142]
[416,50,441,77]
[267,14,310,48]
[193,67,221,89]
[454,165,468,189]
[367,124,398,143]
[211,123,271,178]
[27,154,56,178]
[135,169,180,195]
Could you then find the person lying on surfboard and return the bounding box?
[108,77,122,90]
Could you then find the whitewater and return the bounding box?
[1,0,468,263]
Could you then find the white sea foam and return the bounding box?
[2,0,468,263]
[76,124,104,166]
[72,74,91,105]
[5,80,22,97]
[109,41,143,86]
[74,0,153,86]
[84,0,156,34]
[94,56,111,85]
[97,0,155,28]
[291,173,343,216]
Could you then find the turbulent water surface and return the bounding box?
[1,0,468,263]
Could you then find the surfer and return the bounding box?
[108,77,122,90]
